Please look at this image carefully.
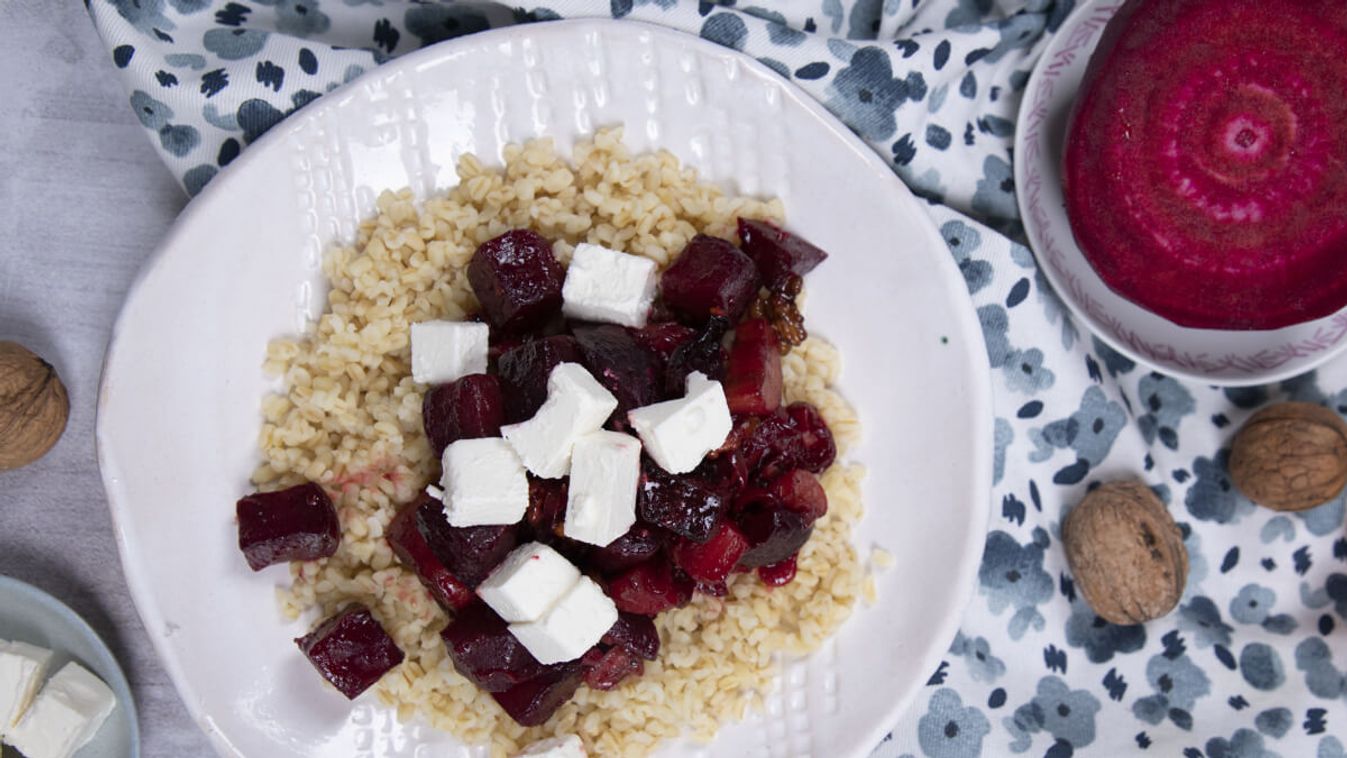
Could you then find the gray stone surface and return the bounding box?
[0,1,211,754]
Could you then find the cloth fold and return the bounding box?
[87,1,1347,756]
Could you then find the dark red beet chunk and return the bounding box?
[497,335,583,423]
[491,661,584,726]
[422,373,505,457]
[673,521,749,583]
[736,508,813,569]
[418,511,521,587]
[581,645,644,691]
[525,475,568,541]
[601,613,661,661]
[572,324,660,424]
[757,555,799,587]
[467,230,564,332]
[441,602,546,692]
[770,469,828,522]
[236,483,339,571]
[631,322,696,369]
[386,498,475,611]
[736,218,829,288]
[296,606,404,699]
[638,458,729,542]
[723,318,783,416]
[740,403,837,483]
[664,316,729,397]
[590,523,665,575]
[658,235,760,326]
[607,558,692,615]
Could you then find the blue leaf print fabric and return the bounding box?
[84,1,1347,756]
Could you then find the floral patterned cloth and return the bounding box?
[86,1,1347,756]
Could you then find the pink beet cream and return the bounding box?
[1063,0,1347,330]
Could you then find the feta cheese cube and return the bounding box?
[561,243,659,327]
[509,576,618,665]
[439,437,529,527]
[564,431,640,547]
[0,641,52,735]
[517,734,588,757]
[477,542,581,623]
[8,661,116,758]
[626,371,732,474]
[410,320,488,385]
[501,363,617,478]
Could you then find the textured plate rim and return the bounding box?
[97,19,993,757]
[0,575,142,757]
[1013,0,1347,387]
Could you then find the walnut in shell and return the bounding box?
[1228,402,1347,512]
[1062,480,1188,625]
[0,341,69,470]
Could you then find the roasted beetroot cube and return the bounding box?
[296,606,405,699]
[573,324,660,424]
[442,602,546,692]
[236,483,339,571]
[386,498,475,611]
[770,469,828,522]
[601,612,661,661]
[673,521,749,583]
[497,335,583,423]
[740,402,837,483]
[659,235,760,326]
[590,523,665,575]
[467,230,565,332]
[422,374,505,456]
[418,512,521,587]
[582,645,644,691]
[631,322,695,369]
[736,507,813,569]
[736,218,828,288]
[491,661,584,726]
[637,459,729,542]
[724,318,782,416]
[664,316,729,398]
[607,558,692,616]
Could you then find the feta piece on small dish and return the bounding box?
[7,660,116,758]
[477,542,581,623]
[626,371,732,474]
[516,734,588,757]
[501,363,617,478]
[0,641,52,736]
[564,430,641,547]
[561,243,659,327]
[439,437,529,527]
[509,576,618,665]
[410,320,489,385]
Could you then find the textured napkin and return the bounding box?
[86,1,1347,756]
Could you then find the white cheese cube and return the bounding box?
[516,734,588,757]
[501,363,617,478]
[478,542,582,623]
[626,371,732,474]
[439,438,529,527]
[509,576,618,665]
[8,661,116,758]
[561,243,659,327]
[564,431,640,547]
[0,641,52,735]
[410,320,488,385]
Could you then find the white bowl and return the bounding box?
[97,20,993,758]
[1015,0,1347,386]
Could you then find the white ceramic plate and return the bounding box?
[0,576,140,758]
[97,20,992,758]
[1015,0,1347,386]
